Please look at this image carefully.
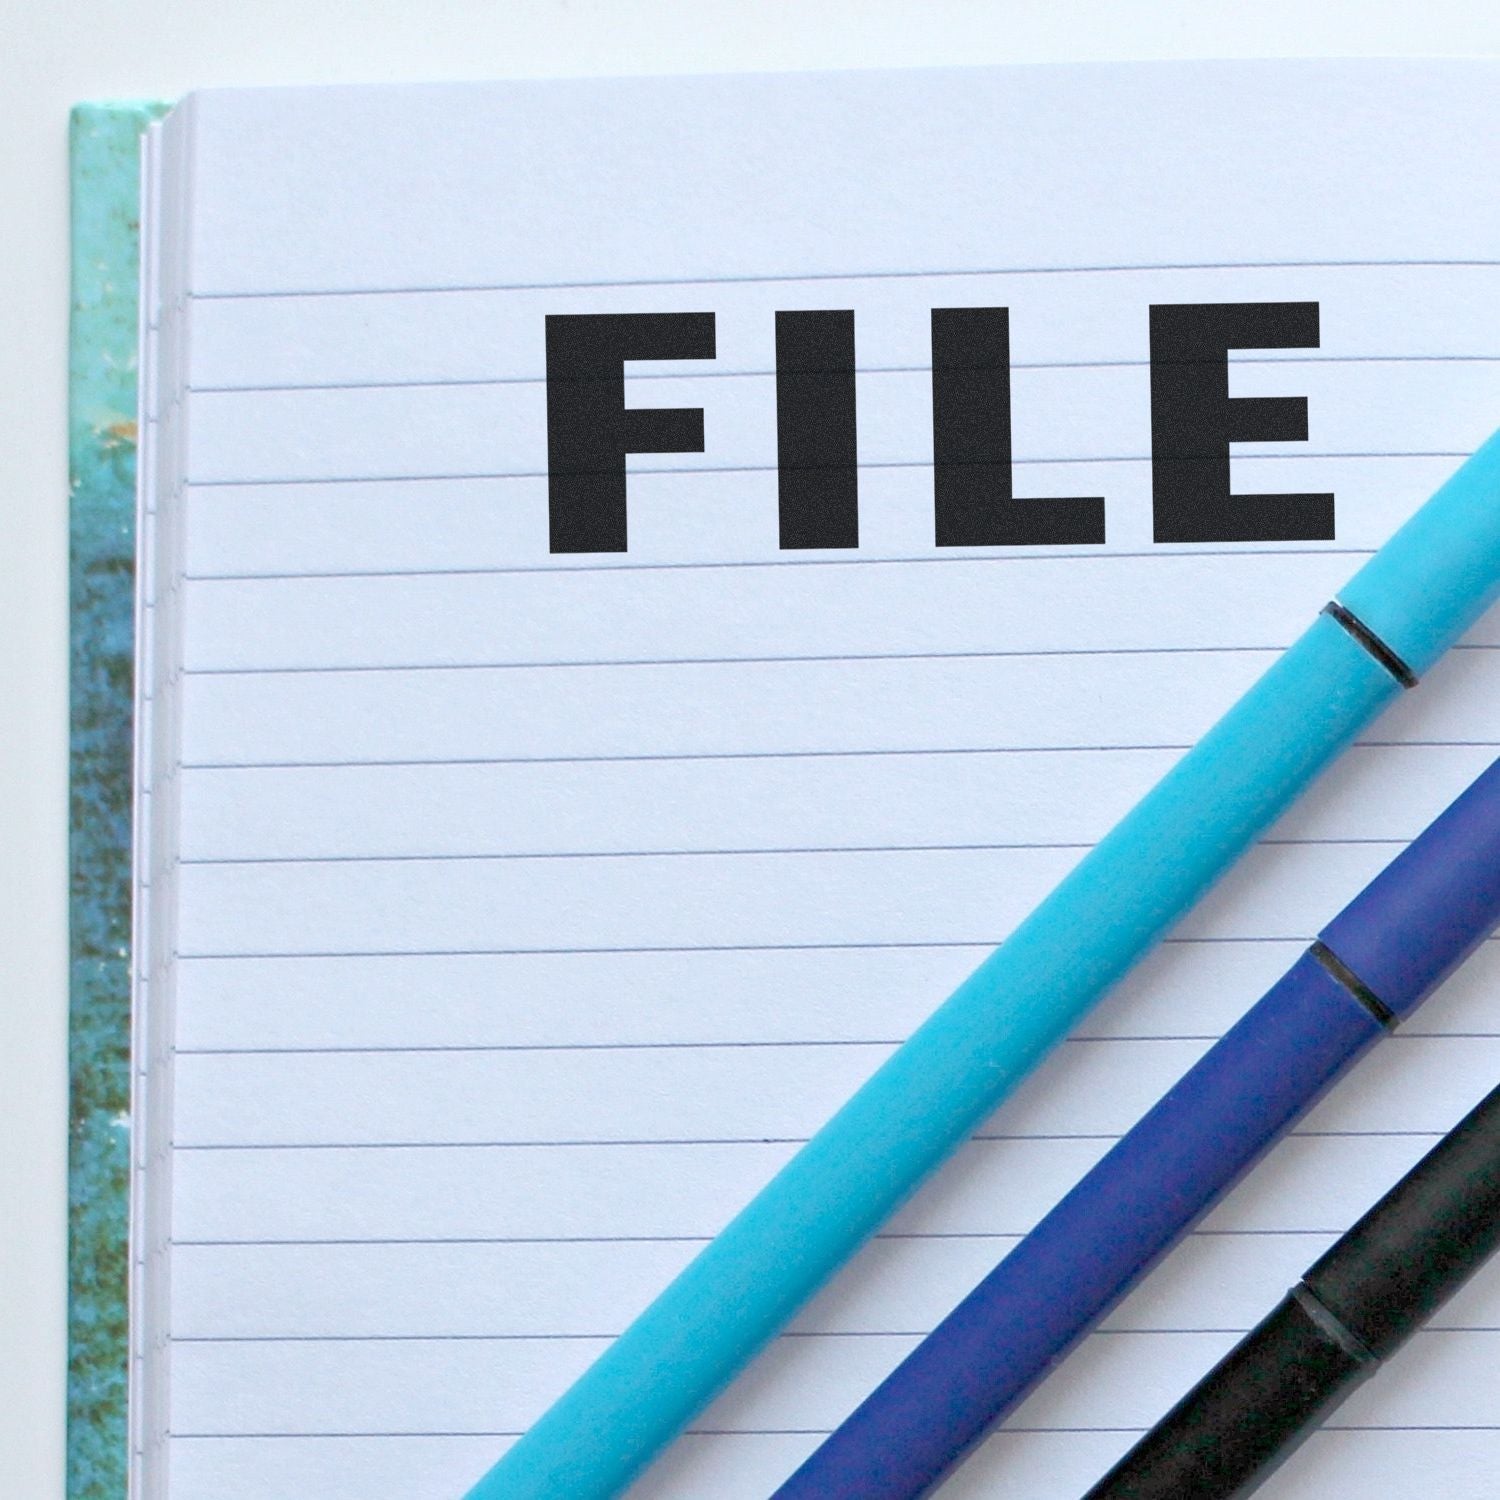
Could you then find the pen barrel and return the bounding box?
[777,751,1500,1500]
[1086,1082,1500,1500]
[473,433,1500,1500]
[1319,756,1500,1016]
[772,953,1384,1500]
[1081,1289,1376,1500]
[1307,1080,1500,1356]
[475,616,1402,1500]
[1339,425,1500,675]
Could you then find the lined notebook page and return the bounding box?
[137,63,1500,1499]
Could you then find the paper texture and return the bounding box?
[135,62,1500,1498]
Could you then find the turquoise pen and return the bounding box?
[465,430,1500,1500]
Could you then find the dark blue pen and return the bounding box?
[772,755,1500,1500]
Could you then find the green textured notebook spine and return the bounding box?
[69,99,170,1500]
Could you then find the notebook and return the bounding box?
[72,60,1500,1500]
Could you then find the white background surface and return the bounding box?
[4,3,1499,1494]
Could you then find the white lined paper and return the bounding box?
[136,62,1500,1500]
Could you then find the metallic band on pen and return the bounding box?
[1290,1282,1380,1370]
[1322,600,1418,689]
[1308,940,1398,1030]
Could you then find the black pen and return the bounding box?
[1082,1079,1500,1500]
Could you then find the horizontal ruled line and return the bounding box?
[170,1128,1449,1153]
[173,934,1500,961]
[180,743,1200,770]
[167,1228,1349,1249]
[179,643,1337,679]
[162,941,1041,960]
[176,840,1101,867]
[170,1033,1485,1057]
[168,1430,508,1440]
[175,737,1498,772]
[186,449,1464,489]
[174,835,1422,869]
[188,255,1500,301]
[173,1036,1218,1056]
[163,1423,1500,1440]
[182,544,1379,584]
[185,351,1500,397]
[167,1324,1500,1346]
[168,1134,1098,1151]
[174,645,1500,682]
